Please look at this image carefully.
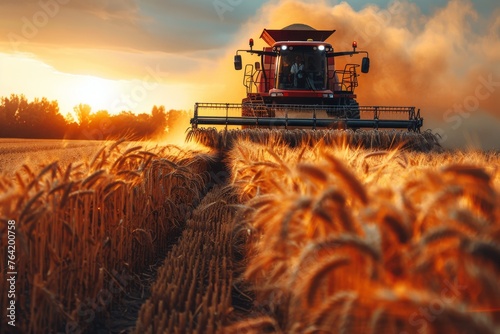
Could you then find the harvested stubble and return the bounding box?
[0,141,213,333]
[186,128,442,152]
[226,139,500,333]
[134,185,238,334]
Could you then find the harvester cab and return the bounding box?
[235,26,369,118]
[190,24,423,131]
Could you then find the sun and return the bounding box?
[72,75,119,112]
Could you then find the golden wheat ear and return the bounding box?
[306,290,358,331]
[296,255,351,307]
[299,234,382,266]
[324,152,369,205]
[460,239,500,272]
[89,144,107,170]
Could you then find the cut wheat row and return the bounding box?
[134,185,239,333]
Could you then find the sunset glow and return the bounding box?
[0,0,499,147]
[0,52,196,116]
[68,75,119,111]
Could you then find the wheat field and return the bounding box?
[0,139,214,333]
[224,138,500,333]
[1,130,499,333]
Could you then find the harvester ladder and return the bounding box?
[244,64,263,94]
[335,64,359,93]
[246,94,270,117]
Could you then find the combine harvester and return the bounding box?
[188,24,438,151]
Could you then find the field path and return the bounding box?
[132,184,239,333]
[87,151,242,333]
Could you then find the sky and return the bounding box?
[0,0,499,148]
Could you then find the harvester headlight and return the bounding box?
[281,45,288,50]
[318,45,325,51]
[323,93,334,98]
[271,92,284,97]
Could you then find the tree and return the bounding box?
[0,95,67,138]
[86,110,114,140]
[0,94,190,140]
[166,109,190,140]
[0,94,28,137]
[152,105,167,127]
[74,104,92,128]
[65,112,75,124]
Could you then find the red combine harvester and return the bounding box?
[190,23,423,131]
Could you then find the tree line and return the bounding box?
[0,94,191,140]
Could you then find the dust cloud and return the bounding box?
[203,0,500,149]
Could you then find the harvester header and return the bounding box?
[190,23,423,132]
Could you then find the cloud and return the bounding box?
[0,0,266,71]
[0,0,270,84]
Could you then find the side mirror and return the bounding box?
[361,57,370,73]
[234,55,242,70]
[254,62,261,71]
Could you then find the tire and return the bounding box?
[346,99,360,119]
